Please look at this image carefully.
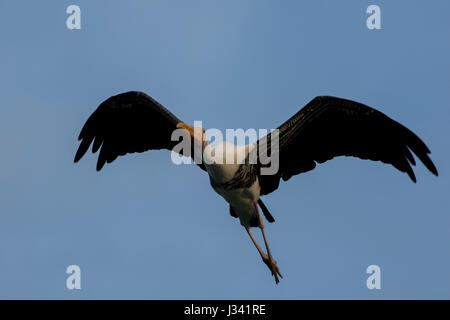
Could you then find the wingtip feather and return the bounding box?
[74,138,92,163]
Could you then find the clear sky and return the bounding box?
[0,1,449,299]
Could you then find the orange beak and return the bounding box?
[176,123,205,143]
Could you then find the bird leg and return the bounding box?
[244,202,283,284]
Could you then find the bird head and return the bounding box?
[176,123,207,148]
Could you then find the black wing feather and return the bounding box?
[74,91,201,171]
[257,96,438,195]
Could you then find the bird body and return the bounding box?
[204,142,261,228]
[74,91,438,284]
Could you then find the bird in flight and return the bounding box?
[74,91,438,284]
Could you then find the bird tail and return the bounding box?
[258,199,275,223]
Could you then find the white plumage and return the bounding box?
[203,141,261,227]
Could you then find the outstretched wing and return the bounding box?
[256,96,438,195]
[74,91,204,171]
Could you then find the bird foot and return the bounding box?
[262,253,283,284]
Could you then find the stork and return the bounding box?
[74,91,438,284]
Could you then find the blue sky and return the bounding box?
[0,1,449,299]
